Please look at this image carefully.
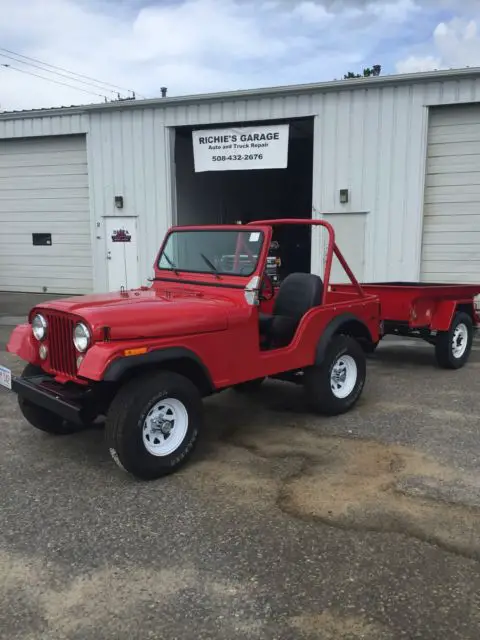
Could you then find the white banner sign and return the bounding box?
[192,124,289,172]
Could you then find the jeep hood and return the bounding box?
[36,287,235,340]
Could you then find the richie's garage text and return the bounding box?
[192,124,290,172]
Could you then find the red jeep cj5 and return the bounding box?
[4,220,380,480]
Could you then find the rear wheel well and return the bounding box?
[113,358,213,397]
[456,303,475,320]
[335,319,373,346]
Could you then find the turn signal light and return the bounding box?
[124,347,148,357]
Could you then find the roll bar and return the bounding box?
[247,218,365,303]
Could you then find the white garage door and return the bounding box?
[422,105,480,284]
[0,135,92,294]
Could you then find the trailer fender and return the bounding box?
[431,300,475,332]
[315,314,373,364]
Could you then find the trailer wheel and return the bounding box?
[435,312,473,370]
[105,371,202,480]
[304,335,366,416]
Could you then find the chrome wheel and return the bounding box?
[330,355,357,399]
[142,398,188,456]
[452,323,468,359]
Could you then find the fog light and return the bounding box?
[39,344,48,360]
[76,355,84,369]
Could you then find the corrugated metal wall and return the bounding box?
[0,113,88,139]
[422,104,480,283]
[2,76,480,290]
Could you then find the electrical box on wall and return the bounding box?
[32,233,52,246]
[339,189,349,204]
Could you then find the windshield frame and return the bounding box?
[156,226,267,279]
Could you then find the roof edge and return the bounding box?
[2,66,480,120]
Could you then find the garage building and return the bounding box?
[1,67,480,294]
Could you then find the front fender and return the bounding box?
[76,343,127,381]
[77,343,214,392]
[6,324,39,364]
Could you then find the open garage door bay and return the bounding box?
[422,105,480,284]
[0,135,92,294]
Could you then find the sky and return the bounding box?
[1,0,480,111]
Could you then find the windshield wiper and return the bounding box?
[200,253,221,279]
[162,252,180,275]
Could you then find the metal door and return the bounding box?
[105,217,139,291]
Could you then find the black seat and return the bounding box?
[260,273,323,349]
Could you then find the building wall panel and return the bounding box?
[0,135,91,294]
[421,103,480,283]
[0,113,88,139]
[1,74,480,290]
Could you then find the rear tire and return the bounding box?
[105,371,203,480]
[18,364,83,435]
[435,312,473,370]
[362,340,379,354]
[304,335,366,416]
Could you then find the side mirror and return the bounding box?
[244,276,260,306]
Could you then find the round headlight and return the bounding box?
[73,323,91,353]
[32,314,47,341]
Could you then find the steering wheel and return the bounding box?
[259,273,275,301]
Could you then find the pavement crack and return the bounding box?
[216,424,480,562]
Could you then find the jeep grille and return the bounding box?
[45,311,77,377]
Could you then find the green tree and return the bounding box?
[344,65,381,79]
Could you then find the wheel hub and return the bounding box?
[452,323,468,359]
[330,355,358,399]
[142,398,189,457]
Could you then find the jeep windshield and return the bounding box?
[158,229,265,277]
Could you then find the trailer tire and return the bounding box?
[305,335,366,416]
[106,371,202,480]
[17,365,85,435]
[435,312,473,370]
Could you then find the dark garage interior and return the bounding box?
[173,117,314,275]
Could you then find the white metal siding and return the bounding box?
[0,135,92,294]
[422,104,480,283]
[86,79,480,289]
[2,75,480,290]
[0,113,88,139]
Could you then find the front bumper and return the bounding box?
[11,374,92,425]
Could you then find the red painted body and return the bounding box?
[331,283,480,333]
[7,220,380,389]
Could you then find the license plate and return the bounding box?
[0,365,12,390]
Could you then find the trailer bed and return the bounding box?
[331,282,480,325]
[330,281,480,369]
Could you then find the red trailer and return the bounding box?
[331,281,480,369]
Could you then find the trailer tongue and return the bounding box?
[331,282,480,369]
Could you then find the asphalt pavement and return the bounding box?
[1,333,480,639]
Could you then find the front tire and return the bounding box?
[18,364,84,435]
[435,312,473,370]
[304,335,366,416]
[105,371,203,480]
